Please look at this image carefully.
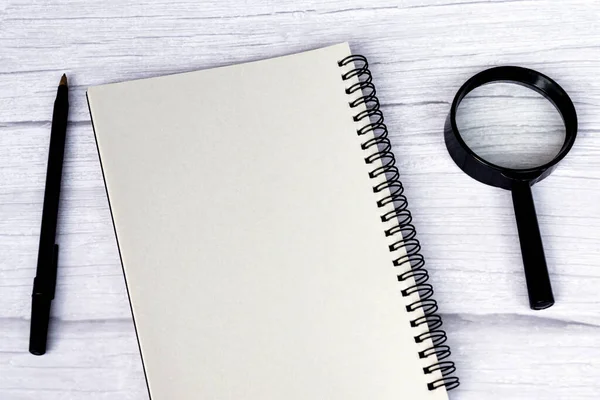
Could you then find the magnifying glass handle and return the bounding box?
[511,181,555,310]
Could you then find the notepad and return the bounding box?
[87,43,458,400]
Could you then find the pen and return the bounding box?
[29,74,69,356]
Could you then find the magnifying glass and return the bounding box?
[444,66,578,310]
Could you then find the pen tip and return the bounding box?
[59,74,67,86]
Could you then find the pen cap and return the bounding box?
[29,293,52,355]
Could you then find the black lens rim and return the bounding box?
[444,66,578,190]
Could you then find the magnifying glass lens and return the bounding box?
[455,82,566,170]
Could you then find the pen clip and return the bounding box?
[31,244,59,298]
[50,243,59,298]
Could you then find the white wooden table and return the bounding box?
[1,1,599,399]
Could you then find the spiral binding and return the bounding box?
[338,54,460,392]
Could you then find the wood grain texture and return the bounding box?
[1,1,599,399]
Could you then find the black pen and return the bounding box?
[29,74,69,356]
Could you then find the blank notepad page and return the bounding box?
[87,43,447,400]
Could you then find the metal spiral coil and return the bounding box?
[338,54,460,392]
